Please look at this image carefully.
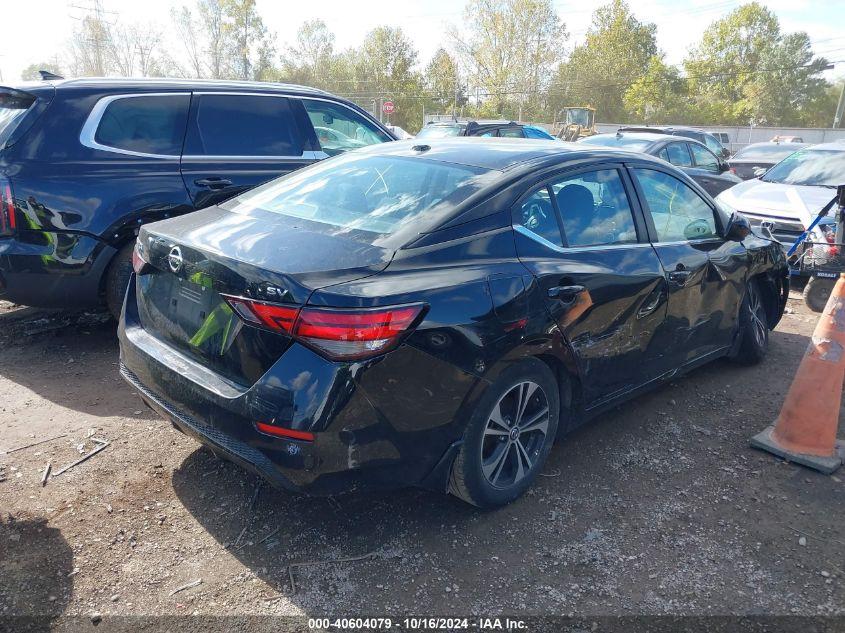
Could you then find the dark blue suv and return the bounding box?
[0,78,394,316]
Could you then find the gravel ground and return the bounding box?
[0,293,843,621]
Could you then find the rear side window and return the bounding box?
[185,94,303,157]
[634,168,718,241]
[499,127,525,138]
[665,143,692,167]
[94,95,189,156]
[551,169,638,247]
[302,99,390,156]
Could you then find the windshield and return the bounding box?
[761,148,845,187]
[565,108,592,127]
[416,124,463,139]
[733,144,804,162]
[222,153,497,235]
[577,135,653,151]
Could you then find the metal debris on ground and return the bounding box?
[41,462,51,486]
[287,551,378,595]
[3,433,69,455]
[52,438,110,478]
[169,579,203,596]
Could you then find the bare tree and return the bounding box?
[172,6,205,78]
[198,0,227,78]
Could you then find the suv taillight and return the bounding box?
[223,296,425,361]
[0,179,17,237]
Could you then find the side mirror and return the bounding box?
[721,148,731,159]
[718,159,730,173]
[725,211,751,241]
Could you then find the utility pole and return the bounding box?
[834,81,845,129]
[69,0,116,76]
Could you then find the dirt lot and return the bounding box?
[1,293,843,622]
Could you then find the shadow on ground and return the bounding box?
[0,515,74,629]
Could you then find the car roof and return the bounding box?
[735,141,807,152]
[17,76,332,98]
[805,141,845,152]
[588,131,666,143]
[354,137,667,172]
[619,125,711,135]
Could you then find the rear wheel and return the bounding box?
[803,277,834,313]
[733,278,769,365]
[449,359,559,508]
[105,242,135,320]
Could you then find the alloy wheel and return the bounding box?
[747,284,767,348]
[480,381,550,489]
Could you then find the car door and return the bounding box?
[513,165,669,406]
[629,165,748,367]
[180,93,315,209]
[688,142,737,196]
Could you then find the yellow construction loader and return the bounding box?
[553,107,597,141]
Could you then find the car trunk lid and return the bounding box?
[134,205,393,385]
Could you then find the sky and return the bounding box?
[2,0,845,83]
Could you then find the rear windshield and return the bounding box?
[0,91,35,148]
[577,135,653,151]
[761,148,845,187]
[733,144,804,161]
[223,153,497,235]
[416,124,463,139]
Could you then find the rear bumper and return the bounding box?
[118,275,470,496]
[0,232,115,308]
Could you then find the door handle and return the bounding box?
[548,285,585,306]
[194,178,233,189]
[667,270,691,286]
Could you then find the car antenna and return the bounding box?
[411,144,431,153]
[38,70,64,80]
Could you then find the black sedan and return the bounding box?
[119,139,788,508]
[578,132,742,197]
[727,141,808,180]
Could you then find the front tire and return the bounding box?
[733,278,769,365]
[105,242,135,320]
[449,359,559,508]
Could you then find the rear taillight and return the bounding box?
[223,296,425,360]
[0,180,17,237]
[729,167,737,175]
[132,239,150,274]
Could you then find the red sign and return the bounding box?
[382,101,395,115]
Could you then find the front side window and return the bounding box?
[703,135,723,155]
[551,169,638,247]
[689,143,719,172]
[94,94,189,156]
[184,94,303,157]
[223,154,496,236]
[303,100,390,156]
[665,142,692,167]
[635,168,718,241]
[518,187,562,246]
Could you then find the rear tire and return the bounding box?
[105,242,135,320]
[803,277,834,313]
[733,278,769,365]
[449,359,559,509]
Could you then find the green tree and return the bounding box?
[424,48,463,114]
[554,0,657,123]
[684,2,831,125]
[222,0,275,80]
[279,20,337,88]
[623,56,688,123]
[452,0,565,119]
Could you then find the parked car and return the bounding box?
[0,77,395,317]
[717,142,845,311]
[727,141,807,180]
[577,131,741,196]
[771,135,804,143]
[120,138,788,508]
[709,131,731,145]
[386,125,414,139]
[416,120,555,139]
[618,125,731,158]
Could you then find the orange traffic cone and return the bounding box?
[750,274,845,474]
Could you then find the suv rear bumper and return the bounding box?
[0,232,115,308]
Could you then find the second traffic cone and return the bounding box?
[750,274,845,474]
